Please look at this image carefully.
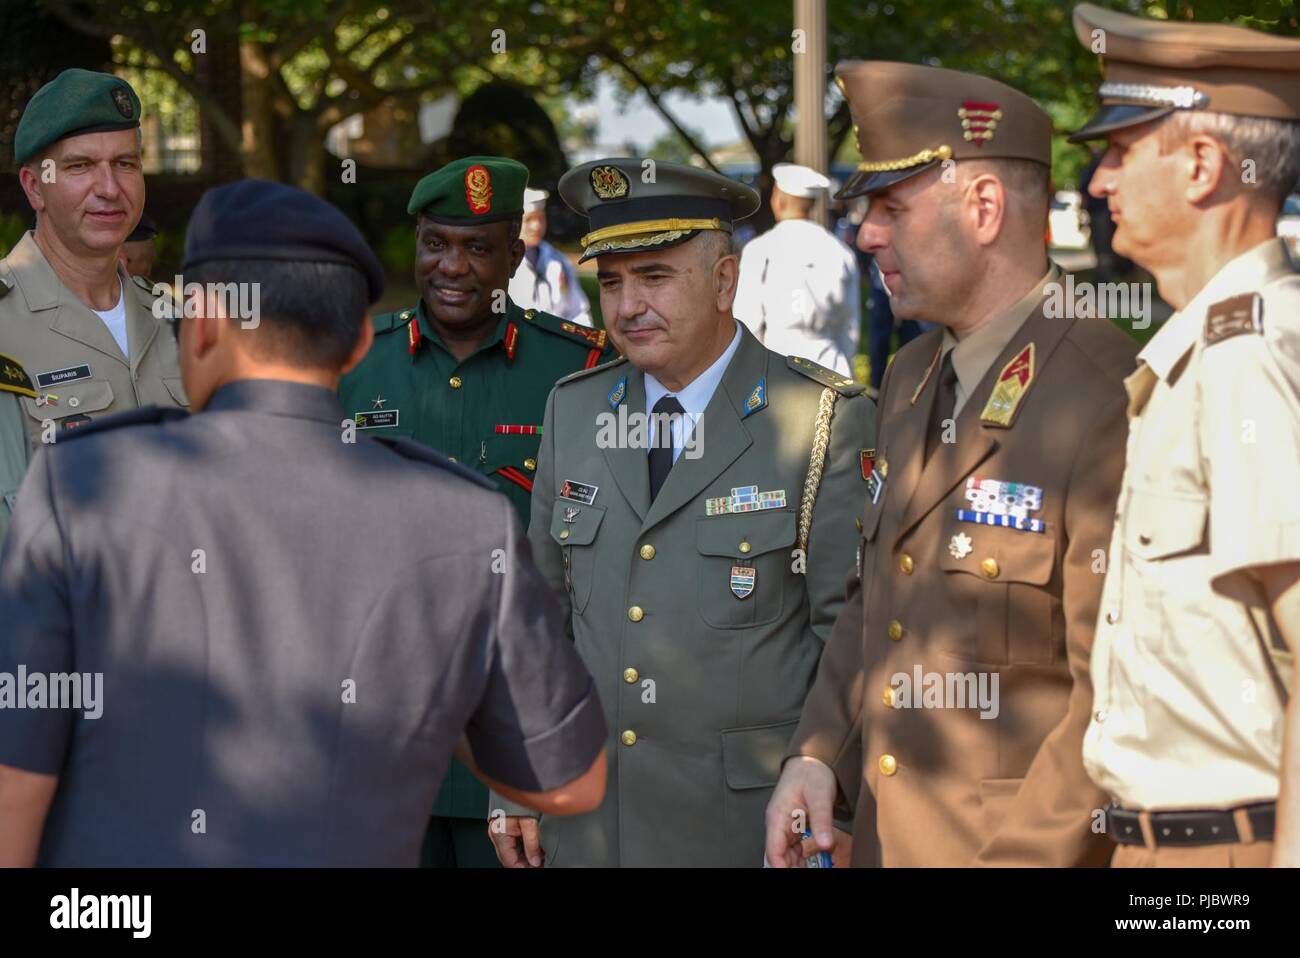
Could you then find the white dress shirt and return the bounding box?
[644,320,742,463]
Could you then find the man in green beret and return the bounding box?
[338,155,616,868]
[1,69,186,468]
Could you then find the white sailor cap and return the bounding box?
[523,187,549,212]
[772,163,831,199]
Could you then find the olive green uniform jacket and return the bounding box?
[497,324,875,866]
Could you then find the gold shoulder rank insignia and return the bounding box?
[0,351,37,398]
[786,355,863,396]
[1205,293,1262,345]
[981,343,1035,428]
[560,321,608,350]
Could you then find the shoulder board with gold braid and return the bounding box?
[786,355,864,396]
[521,306,611,351]
[0,352,36,398]
[556,354,628,387]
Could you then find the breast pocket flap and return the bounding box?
[721,719,800,790]
[696,511,796,558]
[938,517,1057,585]
[550,500,606,546]
[1125,491,1207,561]
[20,380,114,421]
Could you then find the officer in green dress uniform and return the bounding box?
[338,155,616,867]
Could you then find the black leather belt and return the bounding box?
[1107,802,1276,847]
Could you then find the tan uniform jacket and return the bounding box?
[0,232,187,453]
[791,291,1138,866]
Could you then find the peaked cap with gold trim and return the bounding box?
[559,158,759,262]
[835,61,1052,199]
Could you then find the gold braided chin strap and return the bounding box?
[797,386,838,554]
[857,144,952,173]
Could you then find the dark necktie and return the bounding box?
[648,395,685,501]
[924,350,958,464]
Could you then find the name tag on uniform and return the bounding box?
[36,364,92,388]
[354,410,399,429]
[559,479,598,506]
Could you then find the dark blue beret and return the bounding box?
[181,179,384,304]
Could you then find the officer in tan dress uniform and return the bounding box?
[1068,4,1300,868]
[766,62,1140,867]
[0,69,186,457]
[487,159,875,867]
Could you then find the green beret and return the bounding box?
[15,69,142,165]
[407,156,529,225]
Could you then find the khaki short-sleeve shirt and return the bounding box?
[1084,238,1300,810]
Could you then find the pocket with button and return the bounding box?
[549,500,605,615]
[20,380,114,429]
[937,514,1059,665]
[694,510,796,629]
[720,719,801,862]
[1122,489,1208,656]
[481,432,542,475]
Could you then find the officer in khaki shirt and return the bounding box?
[0,69,186,457]
[766,62,1138,867]
[1069,4,1300,868]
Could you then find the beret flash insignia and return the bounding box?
[465,164,492,214]
[111,86,134,119]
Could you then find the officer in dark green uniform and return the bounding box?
[338,155,616,867]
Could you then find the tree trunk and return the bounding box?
[288,113,327,194]
[239,42,282,182]
[196,21,244,183]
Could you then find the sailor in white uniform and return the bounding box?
[508,187,593,326]
[734,163,862,376]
